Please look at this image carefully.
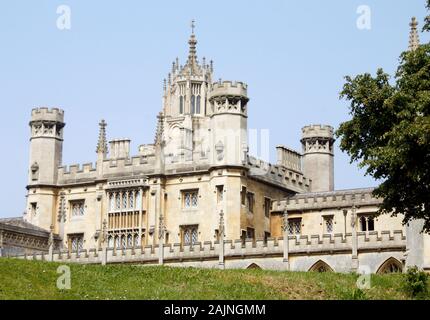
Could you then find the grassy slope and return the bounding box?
[0,258,423,300]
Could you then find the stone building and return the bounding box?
[4,19,428,273]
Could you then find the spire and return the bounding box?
[187,19,198,67]
[96,119,108,157]
[409,17,420,51]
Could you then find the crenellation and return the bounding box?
[31,107,65,123]
[275,188,382,212]
[302,124,334,140]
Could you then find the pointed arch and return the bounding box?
[376,257,403,274]
[309,260,334,273]
[191,95,196,114]
[179,96,184,114]
[246,263,262,270]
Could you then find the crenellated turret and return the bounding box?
[28,107,65,185]
[26,107,65,231]
[301,125,335,192]
[208,81,249,117]
[209,81,249,166]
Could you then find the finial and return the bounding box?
[154,112,165,145]
[409,17,420,51]
[163,78,167,92]
[187,20,198,68]
[96,119,108,157]
[191,19,195,34]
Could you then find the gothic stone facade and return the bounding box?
[17,26,430,273]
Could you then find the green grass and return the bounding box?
[0,258,427,300]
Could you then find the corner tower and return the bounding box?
[25,108,65,230]
[28,108,65,185]
[208,81,249,166]
[301,125,334,192]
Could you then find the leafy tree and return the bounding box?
[337,5,430,232]
[424,0,430,31]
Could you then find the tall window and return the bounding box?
[183,190,198,209]
[128,192,134,209]
[241,187,247,206]
[196,96,201,114]
[247,192,255,213]
[264,198,271,218]
[70,200,85,217]
[288,218,302,236]
[30,202,37,216]
[246,227,255,240]
[191,95,196,114]
[324,216,334,234]
[264,232,271,243]
[182,225,198,245]
[179,96,184,114]
[216,185,224,203]
[116,195,121,210]
[68,234,84,252]
[360,215,375,232]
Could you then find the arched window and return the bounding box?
[121,235,127,249]
[128,192,134,209]
[196,96,201,114]
[309,260,334,273]
[134,234,140,248]
[108,236,114,248]
[109,193,115,212]
[179,96,184,114]
[127,234,133,248]
[191,95,196,114]
[246,263,262,270]
[115,236,120,249]
[377,258,403,274]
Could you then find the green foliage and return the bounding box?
[0,259,425,300]
[403,266,429,299]
[337,5,430,232]
[424,0,430,32]
[344,288,368,300]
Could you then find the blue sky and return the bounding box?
[0,0,428,218]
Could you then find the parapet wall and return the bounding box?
[9,230,406,272]
[274,188,381,211]
[247,156,310,193]
[57,155,157,185]
[31,107,65,123]
[276,145,302,172]
[302,125,334,140]
[209,81,248,98]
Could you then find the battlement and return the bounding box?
[276,145,302,172]
[273,188,382,211]
[209,81,248,98]
[11,230,406,273]
[302,125,334,140]
[31,107,65,123]
[247,156,310,193]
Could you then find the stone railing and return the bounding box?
[5,230,406,273]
